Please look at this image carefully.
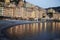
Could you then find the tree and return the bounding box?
[47,12,53,18]
[47,8,55,18]
[10,0,20,5]
[0,0,4,2]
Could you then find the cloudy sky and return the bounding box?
[26,0,60,8]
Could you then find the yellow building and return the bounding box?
[5,0,10,3]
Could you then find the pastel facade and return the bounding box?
[0,0,46,20]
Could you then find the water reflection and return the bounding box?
[5,22,60,40]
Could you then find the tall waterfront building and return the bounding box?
[0,0,47,20]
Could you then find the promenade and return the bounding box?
[0,20,40,30]
[0,19,60,30]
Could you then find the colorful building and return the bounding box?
[0,0,46,20]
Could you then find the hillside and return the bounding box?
[46,6,60,12]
